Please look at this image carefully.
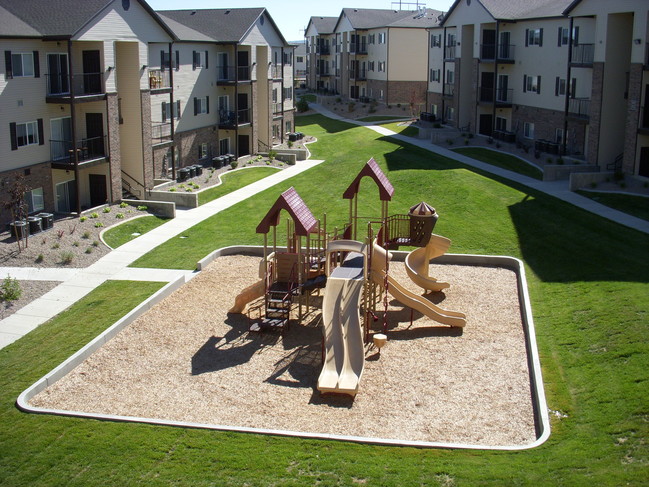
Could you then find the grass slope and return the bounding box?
[102,215,169,249]
[0,114,647,485]
[198,166,280,206]
[576,191,649,222]
[453,147,544,180]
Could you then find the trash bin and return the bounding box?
[178,168,190,181]
[288,133,298,142]
[213,156,224,168]
[188,165,196,178]
[27,216,42,234]
[226,154,235,163]
[9,220,28,240]
[194,164,203,177]
[37,212,53,230]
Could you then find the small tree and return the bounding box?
[2,174,31,251]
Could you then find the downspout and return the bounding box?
[385,29,389,105]
[425,29,430,112]
[442,26,447,123]
[281,46,285,144]
[68,40,81,214]
[169,42,176,180]
[234,43,239,158]
[492,21,500,136]
[563,17,574,157]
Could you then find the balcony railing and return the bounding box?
[350,69,367,81]
[443,83,455,97]
[46,72,104,97]
[444,45,456,60]
[571,44,594,65]
[151,122,172,144]
[498,44,515,62]
[568,97,591,119]
[316,66,331,76]
[481,44,496,60]
[271,64,283,79]
[148,69,171,90]
[350,42,368,55]
[216,65,251,83]
[272,102,283,114]
[218,108,251,128]
[50,136,108,164]
[479,86,494,102]
[317,45,331,55]
[496,87,513,104]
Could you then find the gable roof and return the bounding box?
[442,0,572,23]
[158,8,289,46]
[306,16,338,35]
[336,8,442,31]
[256,187,318,236]
[343,158,394,202]
[0,0,174,39]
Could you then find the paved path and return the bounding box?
[0,159,323,349]
[310,103,649,235]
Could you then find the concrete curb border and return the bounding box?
[17,247,549,450]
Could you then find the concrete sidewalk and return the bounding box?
[0,158,323,349]
[310,102,649,235]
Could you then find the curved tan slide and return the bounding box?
[318,240,366,396]
[372,242,466,328]
[405,234,451,292]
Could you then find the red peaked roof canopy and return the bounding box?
[256,187,318,236]
[342,157,394,201]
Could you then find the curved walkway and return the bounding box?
[0,159,323,349]
[309,102,649,235]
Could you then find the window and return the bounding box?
[283,52,292,65]
[524,75,541,94]
[162,100,181,121]
[555,77,566,96]
[445,106,454,121]
[283,87,293,100]
[430,104,437,116]
[193,50,208,70]
[495,117,507,132]
[555,128,564,145]
[523,122,534,139]
[9,52,35,77]
[296,56,304,63]
[285,121,291,133]
[526,28,543,46]
[368,61,375,71]
[13,121,40,147]
[431,34,441,47]
[194,96,209,115]
[447,34,456,46]
[25,187,44,213]
[558,26,579,46]
[446,70,455,84]
[379,89,384,100]
[198,142,209,160]
[161,50,179,70]
[219,138,230,155]
[369,34,375,44]
[430,68,440,82]
[378,61,385,72]
[272,124,280,139]
[272,88,278,103]
[378,33,386,44]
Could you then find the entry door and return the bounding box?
[47,53,69,95]
[50,117,72,160]
[237,94,249,124]
[55,180,77,213]
[89,174,107,207]
[482,29,496,59]
[499,32,511,59]
[639,147,649,178]
[238,134,250,157]
[643,84,649,128]
[481,72,494,102]
[497,74,509,102]
[237,50,249,80]
[479,114,493,136]
[85,113,105,158]
[217,52,229,80]
[82,50,102,94]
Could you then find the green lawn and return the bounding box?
[453,147,544,180]
[1,114,648,485]
[301,94,317,102]
[576,191,649,222]
[198,166,280,206]
[358,116,411,122]
[102,215,169,249]
[380,121,419,137]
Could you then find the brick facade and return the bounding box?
[386,80,427,106]
[623,63,643,174]
[0,163,54,223]
[140,90,154,190]
[587,62,605,167]
[368,79,387,101]
[426,92,444,118]
[106,93,122,204]
[175,126,218,169]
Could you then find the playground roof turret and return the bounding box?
[256,187,318,236]
[343,158,394,202]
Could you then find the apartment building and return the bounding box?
[293,41,307,88]
[429,0,649,177]
[305,16,338,93]
[0,0,174,219]
[154,8,295,180]
[0,2,294,221]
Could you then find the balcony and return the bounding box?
[316,67,332,77]
[148,69,171,93]
[50,136,108,168]
[568,97,591,120]
[497,44,515,63]
[645,43,649,69]
[480,44,496,61]
[216,65,251,83]
[271,64,283,80]
[317,45,331,55]
[444,45,456,60]
[571,44,594,66]
[495,88,513,106]
[46,72,105,103]
[151,122,172,145]
[350,69,367,81]
[350,42,368,55]
[443,83,455,97]
[272,103,283,115]
[218,108,251,129]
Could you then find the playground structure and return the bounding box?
[231,157,466,396]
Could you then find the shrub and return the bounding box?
[52,243,60,249]
[487,137,494,144]
[35,254,44,263]
[465,139,469,145]
[94,222,104,228]
[433,123,442,128]
[0,276,22,302]
[85,247,93,254]
[495,142,502,149]
[92,241,100,247]
[546,157,554,164]
[60,251,74,265]
[268,150,277,161]
[287,140,294,148]
[137,205,148,211]
[336,97,342,103]
[79,216,87,222]
[590,182,598,189]
[72,241,79,247]
[119,202,128,208]
[115,213,125,219]
[296,97,309,113]
[103,207,111,213]
[90,212,99,219]
[348,102,356,112]
[230,161,238,169]
[82,231,91,239]
[446,138,453,145]
[169,187,177,192]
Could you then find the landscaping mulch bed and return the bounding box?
[30,254,537,447]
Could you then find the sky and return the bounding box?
[147,0,455,42]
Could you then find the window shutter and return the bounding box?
[523,75,527,92]
[175,50,180,71]
[37,118,44,145]
[9,122,17,150]
[5,51,12,79]
[192,51,197,70]
[539,28,544,46]
[571,78,577,98]
[33,51,40,77]
[194,97,198,116]
[573,26,579,45]
[537,76,541,94]
[162,103,167,122]
[525,29,529,47]
[555,77,560,96]
[437,69,441,81]
[558,27,562,47]
[206,96,209,114]
[176,100,181,118]
[204,51,208,69]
